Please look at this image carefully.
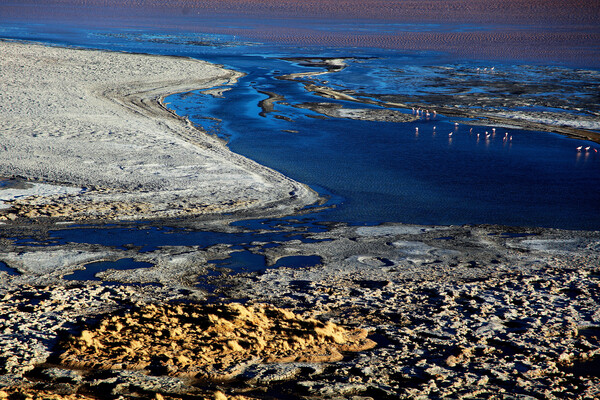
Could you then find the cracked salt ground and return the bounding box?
[1,223,599,397]
[238,269,600,398]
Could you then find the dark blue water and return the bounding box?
[63,258,153,281]
[167,63,600,229]
[273,255,323,269]
[0,261,20,276]
[45,222,327,251]
[1,20,599,230]
[208,252,322,274]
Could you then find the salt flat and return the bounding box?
[0,41,317,221]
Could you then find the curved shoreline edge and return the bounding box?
[0,40,319,222]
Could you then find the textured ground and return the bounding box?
[0,222,599,399]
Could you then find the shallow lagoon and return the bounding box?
[1,19,599,230]
[167,56,600,229]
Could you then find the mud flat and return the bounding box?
[0,41,318,222]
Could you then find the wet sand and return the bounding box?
[0,41,318,221]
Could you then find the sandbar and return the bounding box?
[0,40,318,221]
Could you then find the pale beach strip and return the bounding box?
[0,41,318,221]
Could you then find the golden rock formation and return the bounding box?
[59,303,376,380]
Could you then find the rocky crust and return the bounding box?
[0,222,599,398]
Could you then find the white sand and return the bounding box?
[0,41,317,220]
[494,110,600,132]
[0,182,82,210]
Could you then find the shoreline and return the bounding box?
[0,40,319,222]
[1,39,599,399]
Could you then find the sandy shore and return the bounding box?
[0,41,318,221]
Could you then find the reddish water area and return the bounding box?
[2,0,599,66]
[5,0,599,24]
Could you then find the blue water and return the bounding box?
[273,255,323,269]
[208,252,321,274]
[0,20,599,230]
[167,60,600,229]
[63,258,153,281]
[45,221,327,251]
[0,261,20,276]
